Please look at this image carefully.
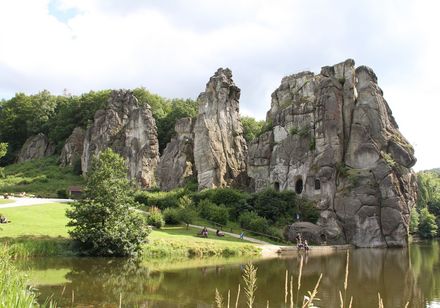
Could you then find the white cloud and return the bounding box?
[0,0,439,169]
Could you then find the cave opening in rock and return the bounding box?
[274,181,280,192]
[314,178,321,190]
[295,178,303,194]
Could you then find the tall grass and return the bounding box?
[0,247,37,307]
[1,239,75,259]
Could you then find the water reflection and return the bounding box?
[15,241,440,307]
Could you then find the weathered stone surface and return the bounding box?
[194,68,248,189]
[82,90,159,187]
[249,59,417,247]
[17,133,55,163]
[157,117,195,191]
[59,127,85,167]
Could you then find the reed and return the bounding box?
[0,247,37,307]
[243,263,258,308]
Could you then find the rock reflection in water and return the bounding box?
[16,241,440,307]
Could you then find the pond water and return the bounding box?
[17,241,440,307]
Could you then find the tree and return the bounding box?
[0,143,7,159]
[66,149,150,257]
[418,208,438,239]
[240,116,265,143]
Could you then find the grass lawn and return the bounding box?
[0,156,84,198]
[0,199,15,204]
[0,203,261,258]
[0,203,70,238]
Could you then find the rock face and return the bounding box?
[194,68,248,189]
[82,90,159,187]
[59,127,85,167]
[248,59,417,247]
[17,133,55,163]
[157,117,196,191]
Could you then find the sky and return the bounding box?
[0,0,439,171]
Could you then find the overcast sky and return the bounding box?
[0,0,439,170]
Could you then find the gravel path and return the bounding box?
[0,197,72,209]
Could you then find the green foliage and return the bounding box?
[0,156,84,197]
[241,116,265,143]
[255,119,273,138]
[66,149,150,257]
[410,207,420,233]
[382,151,396,167]
[0,248,39,306]
[198,199,229,225]
[419,208,438,239]
[298,125,311,138]
[249,188,318,224]
[134,188,186,210]
[289,126,299,135]
[178,207,197,225]
[193,188,250,220]
[309,136,316,151]
[239,211,270,234]
[0,143,7,159]
[163,207,180,225]
[146,207,165,229]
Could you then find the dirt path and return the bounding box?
[0,197,72,209]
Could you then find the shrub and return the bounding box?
[66,149,150,257]
[410,207,419,233]
[199,199,229,225]
[134,189,185,210]
[147,207,165,229]
[239,211,270,234]
[163,207,180,225]
[57,188,68,198]
[178,207,197,226]
[193,188,250,220]
[419,208,438,239]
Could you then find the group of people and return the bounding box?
[295,233,310,251]
[0,214,9,224]
[199,227,225,238]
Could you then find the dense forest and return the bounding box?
[0,89,266,166]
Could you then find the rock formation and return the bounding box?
[82,90,159,187]
[59,127,85,167]
[248,59,417,247]
[17,133,55,163]
[193,68,248,189]
[157,117,195,190]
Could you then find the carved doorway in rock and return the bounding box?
[295,178,303,194]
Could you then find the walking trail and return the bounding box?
[0,197,72,209]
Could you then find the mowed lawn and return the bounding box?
[0,203,70,238]
[0,199,15,205]
[0,203,256,249]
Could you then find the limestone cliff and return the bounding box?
[193,68,248,189]
[157,117,195,190]
[59,127,85,167]
[17,133,55,163]
[248,59,417,247]
[82,90,159,187]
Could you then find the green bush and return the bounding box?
[178,207,197,226]
[199,199,229,225]
[146,207,165,229]
[66,149,150,257]
[134,189,185,210]
[239,211,270,234]
[193,188,250,220]
[410,207,419,233]
[56,188,68,198]
[163,207,180,225]
[419,208,438,239]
